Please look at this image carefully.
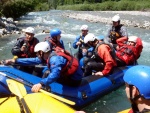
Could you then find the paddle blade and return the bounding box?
[40,89,75,105]
[6,79,27,98]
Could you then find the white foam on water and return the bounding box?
[142,41,150,51]
[0,39,16,51]
[61,33,76,39]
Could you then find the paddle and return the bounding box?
[0,59,47,68]
[67,42,73,55]
[0,72,75,105]
[6,79,31,113]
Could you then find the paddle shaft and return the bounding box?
[0,64,46,68]
[67,42,73,55]
[16,96,31,113]
[10,64,47,68]
[0,59,46,68]
[0,72,75,105]
[21,98,31,113]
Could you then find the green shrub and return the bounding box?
[34,3,50,11]
[1,0,150,18]
[58,0,150,11]
[93,3,103,10]
[99,1,116,10]
[2,0,35,19]
[79,4,94,11]
[57,4,94,11]
[115,1,134,10]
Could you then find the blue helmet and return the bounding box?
[123,65,150,99]
[50,28,61,37]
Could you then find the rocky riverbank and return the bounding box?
[0,17,21,37]
[62,11,150,29]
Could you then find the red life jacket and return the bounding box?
[116,45,136,65]
[135,37,143,59]
[47,47,79,76]
[18,37,39,58]
[45,36,63,49]
[94,41,116,63]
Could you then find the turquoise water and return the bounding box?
[0,10,150,113]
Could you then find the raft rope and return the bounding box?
[0,70,50,91]
[0,70,34,86]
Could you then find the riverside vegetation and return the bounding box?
[0,0,150,19]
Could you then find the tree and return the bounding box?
[2,0,35,19]
[75,0,83,4]
[51,0,59,9]
[58,0,64,5]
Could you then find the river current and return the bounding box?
[0,10,150,113]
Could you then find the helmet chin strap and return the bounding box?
[41,52,46,63]
[52,36,57,41]
[129,85,141,113]
[38,51,46,64]
[52,36,59,46]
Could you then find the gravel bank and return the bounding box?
[62,11,150,29]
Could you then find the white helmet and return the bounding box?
[84,33,96,44]
[128,36,138,43]
[25,27,35,34]
[34,42,50,52]
[80,25,88,31]
[112,14,120,22]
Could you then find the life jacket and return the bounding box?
[18,37,38,58]
[92,41,116,63]
[45,36,63,49]
[47,47,79,76]
[116,45,136,65]
[78,35,90,51]
[79,35,84,43]
[109,24,123,44]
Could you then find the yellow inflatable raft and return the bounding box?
[118,108,131,113]
[0,93,75,113]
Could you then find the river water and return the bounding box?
[0,10,150,113]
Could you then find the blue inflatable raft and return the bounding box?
[0,65,132,109]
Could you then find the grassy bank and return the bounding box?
[1,0,150,19]
[57,1,150,11]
